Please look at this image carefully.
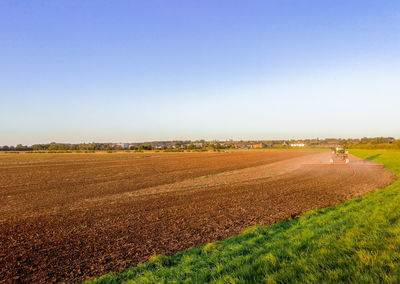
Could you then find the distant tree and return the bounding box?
[144,144,153,150]
[48,144,58,151]
[396,140,400,149]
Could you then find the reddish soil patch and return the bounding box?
[0,151,396,283]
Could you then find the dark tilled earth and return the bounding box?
[0,151,396,283]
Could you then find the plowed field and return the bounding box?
[0,151,396,283]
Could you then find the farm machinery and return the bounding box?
[303,145,383,168]
[330,145,349,164]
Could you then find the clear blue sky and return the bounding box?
[1,0,399,145]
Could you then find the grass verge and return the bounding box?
[89,150,400,284]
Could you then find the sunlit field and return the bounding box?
[91,150,400,283]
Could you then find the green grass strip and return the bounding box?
[89,150,400,284]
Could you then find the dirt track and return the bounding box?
[0,151,396,283]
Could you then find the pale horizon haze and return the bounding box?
[1,1,399,145]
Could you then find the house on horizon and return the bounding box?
[114,143,129,149]
[252,143,266,148]
[290,143,305,147]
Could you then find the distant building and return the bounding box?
[193,142,204,148]
[115,143,129,149]
[252,143,266,148]
[235,144,251,149]
[290,143,305,147]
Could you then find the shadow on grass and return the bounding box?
[365,154,381,161]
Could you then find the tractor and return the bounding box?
[330,145,349,164]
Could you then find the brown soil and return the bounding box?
[0,151,396,283]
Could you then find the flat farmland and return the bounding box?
[0,150,396,282]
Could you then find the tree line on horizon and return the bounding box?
[1,137,400,151]
[0,137,400,151]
